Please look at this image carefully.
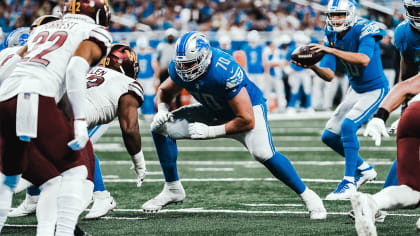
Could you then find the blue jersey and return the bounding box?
[169,48,265,121]
[137,53,155,79]
[243,45,264,74]
[320,18,388,93]
[394,20,420,72]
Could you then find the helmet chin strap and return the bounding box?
[119,66,126,75]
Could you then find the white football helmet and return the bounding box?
[326,0,357,33]
[175,31,212,82]
[404,0,420,29]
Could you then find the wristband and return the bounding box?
[209,125,226,138]
[373,107,389,122]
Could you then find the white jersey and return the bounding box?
[0,14,112,102]
[0,46,21,86]
[85,67,144,129]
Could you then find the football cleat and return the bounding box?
[351,192,378,236]
[348,209,387,223]
[142,182,186,213]
[84,190,116,220]
[74,225,91,236]
[8,194,38,217]
[326,179,356,200]
[355,165,377,189]
[300,188,327,220]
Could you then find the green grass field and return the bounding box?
[3,114,419,236]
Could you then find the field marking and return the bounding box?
[94,144,396,152]
[99,160,394,166]
[193,168,234,172]
[103,177,385,184]
[240,203,303,207]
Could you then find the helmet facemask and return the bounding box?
[326,0,357,33]
[405,1,420,30]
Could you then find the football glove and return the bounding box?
[150,103,173,132]
[188,122,226,139]
[388,118,399,134]
[130,151,146,188]
[363,117,389,146]
[67,119,89,150]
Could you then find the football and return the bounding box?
[291,45,325,66]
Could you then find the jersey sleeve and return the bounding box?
[319,53,336,73]
[88,26,112,58]
[224,60,246,99]
[393,23,407,56]
[127,80,144,106]
[358,36,375,59]
[359,21,384,41]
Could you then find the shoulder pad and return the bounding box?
[128,80,144,105]
[88,26,112,58]
[359,21,383,40]
[226,67,244,90]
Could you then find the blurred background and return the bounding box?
[0,0,405,115]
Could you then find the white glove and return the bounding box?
[388,119,399,134]
[130,151,146,188]
[67,119,89,150]
[150,103,173,132]
[363,117,389,146]
[188,122,226,139]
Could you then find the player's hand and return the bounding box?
[388,119,399,134]
[150,103,173,132]
[189,122,212,139]
[363,117,389,146]
[67,119,89,150]
[291,60,312,69]
[309,43,334,54]
[131,151,146,188]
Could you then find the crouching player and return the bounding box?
[9,44,146,221]
[353,1,420,234]
[143,31,327,220]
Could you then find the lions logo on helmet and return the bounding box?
[2,27,30,49]
[326,0,358,33]
[404,0,420,29]
[175,32,212,82]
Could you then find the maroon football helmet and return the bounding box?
[30,15,61,31]
[102,44,139,79]
[63,0,111,27]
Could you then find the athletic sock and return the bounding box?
[152,132,179,182]
[36,176,61,236]
[93,154,106,192]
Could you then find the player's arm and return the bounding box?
[118,93,146,187]
[155,77,183,105]
[309,36,374,67]
[302,52,336,82]
[225,88,255,133]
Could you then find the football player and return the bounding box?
[142,31,327,220]
[9,44,146,223]
[352,0,420,234]
[0,0,112,234]
[243,30,265,94]
[292,0,389,200]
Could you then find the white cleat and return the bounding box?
[351,192,378,236]
[84,191,116,220]
[355,165,377,189]
[326,179,356,200]
[300,188,327,220]
[142,182,185,213]
[8,194,38,217]
[348,209,387,223]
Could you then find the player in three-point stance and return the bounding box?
[292,0,389,200]
[143,31,327,220]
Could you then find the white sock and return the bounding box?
[373,185,420,210]
[36,176,61,236]
[55,166,87,236]
[82,180,94,210]
[166,180,181,187]
[343,176,354,183]
[357,162,370,170]
[0,184,13,232]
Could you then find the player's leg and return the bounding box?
[383,160,397,188]
[138,76,156,122]
[274,77,287,112]
[287,71,301,112]
[0,97,26,232]
[8,186,40,217]
[34,96,87,235]
[236,104,326,219]
[301,71,312,110]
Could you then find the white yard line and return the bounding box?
[93,144,396,152]
[193,168,234,172]
[99,160,394,166]
[102,178,385,184]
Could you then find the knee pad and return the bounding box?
[251,147,274,163]
[166,119,189,139]
[340,118,359,149]
[61,165,87,180]
[40,176,62,191]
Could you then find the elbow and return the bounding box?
[242,116,255,131]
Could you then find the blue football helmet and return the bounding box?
[3,27,30,48]
[326,0,357,33]
[404,0,420,29]
[175,31,212,82]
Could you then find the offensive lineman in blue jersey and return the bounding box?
[292,0,389,200]
[353,1,420,233]
[142,31,327,220]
